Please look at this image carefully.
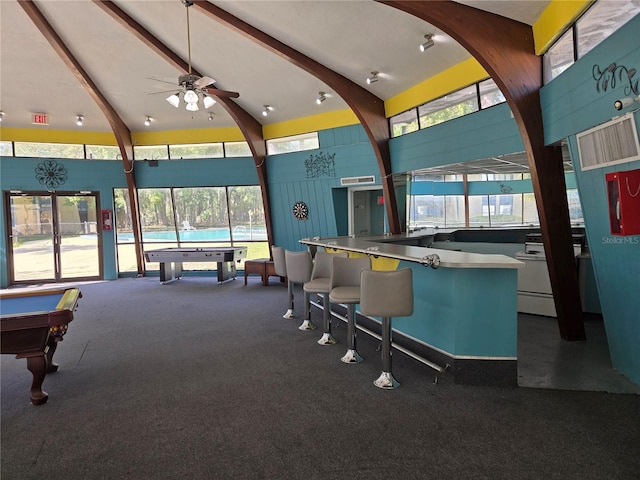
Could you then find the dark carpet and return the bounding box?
[2,277,639,480]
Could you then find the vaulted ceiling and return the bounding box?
[0,0,550,134]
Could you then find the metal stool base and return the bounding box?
[317,333,337,345]
[298,319,316,331]
[341,349,364,364]
[374,371,400,389]
[283,309,298,319]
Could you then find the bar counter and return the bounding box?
[300,234,524,386]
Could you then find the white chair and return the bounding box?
[283,250,313,320]
[360,268,414,389]
[329,256,371,363]
[302,251,348,337]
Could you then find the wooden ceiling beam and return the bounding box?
[192,0,401,234]
[93,0,273,248]
[18,0,145,275]
[381,0,585,340]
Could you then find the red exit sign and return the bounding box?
[32,113,49,125]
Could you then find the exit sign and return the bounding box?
[32,113,49,125]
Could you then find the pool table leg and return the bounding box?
[26,355,48,406]
[46,338,60,373]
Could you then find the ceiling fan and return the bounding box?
[149,0,239,111]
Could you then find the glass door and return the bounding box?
[6,191,102,284]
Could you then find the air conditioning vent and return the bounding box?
[577,112,640,171]
[340,175,375,186]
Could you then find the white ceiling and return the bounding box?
[0,0,550,134]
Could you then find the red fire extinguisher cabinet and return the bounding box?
[606,168,640,236]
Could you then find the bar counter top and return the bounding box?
[300,233,524,269]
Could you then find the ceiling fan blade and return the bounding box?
[146,89,180,95]
[195,76,216,88]
[147,76,178,86]
[204,87,240,99]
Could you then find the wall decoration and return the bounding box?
[35,159,67,189]
[292,201,308,220]
[305,151,336,178]
[592,63,639,96]
[499,183,513,194]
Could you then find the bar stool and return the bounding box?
[302,251,348,337]
[271,246,292,318]
[283,250,313,320]
[329,256,371,364]
[360,268,413,389]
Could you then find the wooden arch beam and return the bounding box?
[381,0,585,340]
[18,0,146,275]
[93,0,274,247]
[192,0,402,234]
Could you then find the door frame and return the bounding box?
[347,186,386,237]
[4,190,104,285]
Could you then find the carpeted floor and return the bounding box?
[2,276,639,479]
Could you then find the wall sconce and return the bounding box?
[76,115,84,126]
[614,95,640,111]
[144,115,153,126]
[316,92,327,104]
[262,105,274,117]
[420,34,434,52]
[366,71,379,85]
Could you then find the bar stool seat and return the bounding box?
[360,268,414,389]
[284,250,313,320]
[329,256,371,364]
[302,251,347,338]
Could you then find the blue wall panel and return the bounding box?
[541,15,640,384]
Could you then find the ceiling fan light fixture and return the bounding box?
[366,71,379,85]
[166,93,180,108]
[420,34,435,52]
[203,95,216,109]
[76,115,83,126]
[186,102,199,112]
[184,89,198,104]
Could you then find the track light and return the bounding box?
[208,112,215,121]
[166,93,180,108]
[203,95,216,109]
[316,91,326,104]
[366,71,379,85]
[144,116,153,126]
[420,34,434,52]
[262,105,273,117]
[0,112,5,122]
[76,115,83,126]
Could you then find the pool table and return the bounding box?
[0,287,82,405]
[144,247,247,284]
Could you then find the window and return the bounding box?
[543,29,575,84]
[14,142,84,159]
[0,141,13,156]
[114,185,268,275]
[479,79,506,109]
[86,145,121,160]
[224,141,252,157]
[390,109,419,138]
[267,132,319,155]
[576,0,640,58]
[169,143,223,159]
[418,85,478,128]
[133,145,169,161]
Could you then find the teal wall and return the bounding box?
[0,156,258,286]
[540,14,640,384]
[267,125,379,251]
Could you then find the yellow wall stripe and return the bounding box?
[385,58,488,117]
[533,0,593,55]
[131,126,245,145]
[262,109,359,140]
[0,127,118,145]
